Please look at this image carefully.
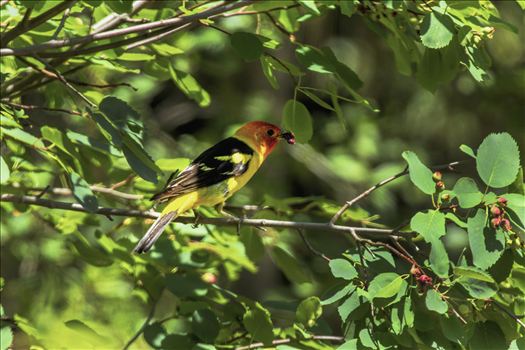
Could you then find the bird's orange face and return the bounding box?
[234,121,295,157]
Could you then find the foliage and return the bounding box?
[1,1,524,349]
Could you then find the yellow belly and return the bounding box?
[161,152,263,215]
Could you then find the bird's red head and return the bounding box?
[234,121,295,158]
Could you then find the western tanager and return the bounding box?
[133,121,295,253]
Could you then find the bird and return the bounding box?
[133,121,296,253]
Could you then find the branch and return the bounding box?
[0,0,253,57]
[1,101,84,117]
[491,300,525,329]
[234,335,344,350]
[1,0,76,44]
[330,161,464,225]
[0,194,411,239]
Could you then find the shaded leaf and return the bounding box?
[468,209,505,270]
[192,309,219,343]
[425,289,448,314]
[169,63,211,107]
[165,274,209,298]
[231,32,263,61]
[296,296,322,328]
[1,127,44,148]
[243,304,274,345]
[69,172,98,212]
[469,322,507,350]
[321,283,355,305]
[270,246,310,284]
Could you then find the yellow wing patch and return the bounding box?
[215,152,252,164]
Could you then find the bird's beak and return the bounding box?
[280,129,296,144]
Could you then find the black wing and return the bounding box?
[151,137,254,202]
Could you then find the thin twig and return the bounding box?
[0,194,412,239]
[0,0,254,57]
[122,297,159,350]
[1,101,84,117]
[330,161,464,225]
[298,229,331,261]
[235,335,344,350]
[491,300,525,329]
[27,56,96,108]
[2,0,76,44]
[51,1,76,40]
[125,22,194,50]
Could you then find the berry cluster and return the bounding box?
[490,197,512,232]
[411,265,432,289]
[433,171,445,192]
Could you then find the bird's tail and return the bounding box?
[133,211,178,253]
[133,193,198,253]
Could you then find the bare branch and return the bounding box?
[1,0,76,44]
[330,161,464,225]
[234,335,344,350]
[1,101,84,117]
[0,194,412,239]
[0,0,253,57]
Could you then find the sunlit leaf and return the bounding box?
[476,133,521,188]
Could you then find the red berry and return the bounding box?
[202,272,217,284]
[417,274,432,286]
[435,181,445,190]
[410,265,422,276]
[497,197,507,206]
[490,205,501,216]
[491,217,501,228]
[501,219,512,232]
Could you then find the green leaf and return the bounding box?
[340,0,357,18]
[64,319,106,341]
[165,274,209,298]
[460,144,476,158]
[469,322,507,350]
[506,193,525,227]
[144,322,167,348]
[282,99,313,143]
[1,127,44,148]
[230,32,263,61]
[99,96,143,144]
[298,0,320,14]
[168,63,211,107]
[337,292,362,322]
[410,210,446,241]
[337,339,358,350]
[445,213,467,228]
[299,89,335,111]
[468,209,505,270]
[192,309,219,343]
[416,42,461,92]
[402,151,435,194]
[454,266,495,283]
[321,283,355,305]
[516,0,525,10]
[420,12,455,49]
[458,273,498,299]
[69,172,98,212]
[269,246,310,284]
[0,326,13,350]
[476,133,521,188]
[70,232,113,267]
[296,296,322,328]
[260,56,279,89]
[296,45,333,74]
[429,237,450,278]
[243,304,274,345]
[368,273,406,300]
[0,156,9,184]
[121,137,159,184]
[425,289,448,314]
[329,259,358,280]
[452,177,483,208]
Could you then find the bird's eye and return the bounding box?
[267,129,275,136]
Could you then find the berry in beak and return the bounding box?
[281,130,296,144]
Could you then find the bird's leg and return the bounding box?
[215,202,243,235]
[192,209,202,228]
